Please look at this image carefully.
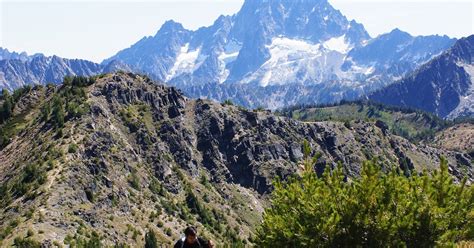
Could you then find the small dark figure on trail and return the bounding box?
[174,226,214,248]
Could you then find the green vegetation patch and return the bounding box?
[0,162,48,209]
[257,141,473,246]
[119,104,154,133]
[0,86,35,148]
[279,100,454,142]
[43,76,94,129]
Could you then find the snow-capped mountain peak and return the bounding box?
[101,0,456,109]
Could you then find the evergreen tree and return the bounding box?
[51,96,65,128]
[63,75,73,86]
[0,89,14,123]
[40,102,51,122]
[0,129,8,148]
[144,230,158,248]
[256,142,473,246]
[13,237,41,248]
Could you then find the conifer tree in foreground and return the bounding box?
[257,141,473,247]
[144,230,158,248]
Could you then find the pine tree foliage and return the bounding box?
[52,95,65,128]
[144,230,158,248]
[256,141,473,247]
[0,89,13,123]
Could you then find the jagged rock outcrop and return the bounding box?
[0,47,32,61]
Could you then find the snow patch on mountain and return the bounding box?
[270,37,322,54]
[237,37,379,87]
[323,35,352,53]
[447,63,474,119]
[218,40,242,83]
[241,37,329,86]
[166,44,206,81]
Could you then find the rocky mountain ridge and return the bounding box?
[0,47,34,62]
[0,54,132,91]
[0,72,472,246]
[370,35,474,119]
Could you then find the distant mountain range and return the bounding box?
[103,0,455,109]
[0,53,131,91]
[0,0,472,119]
[0,48,32,62]
[370,35,474,119]
[105,1,453,88]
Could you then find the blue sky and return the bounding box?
[0,0,472,63]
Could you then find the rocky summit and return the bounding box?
[0,72,472,246]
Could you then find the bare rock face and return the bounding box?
[0,72,472,246]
